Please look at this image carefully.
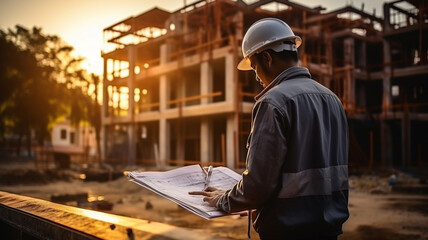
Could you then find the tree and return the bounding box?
[0,26,54,154]
[0,30,23,143]
[0,25,101,159]
[66,70,102,162]
[89,74,102,162]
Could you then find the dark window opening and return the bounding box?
[60,129,67,140]
[70,132,75,144]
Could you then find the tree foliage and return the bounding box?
[0,25,101,158]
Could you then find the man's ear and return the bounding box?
[262,51,272,68]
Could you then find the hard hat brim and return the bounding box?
[237,58,252,71]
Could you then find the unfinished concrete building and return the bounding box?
[101,0,427,170]
[380,0,427,169]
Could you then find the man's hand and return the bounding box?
[188,186,225,207]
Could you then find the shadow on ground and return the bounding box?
[341,225,423,240]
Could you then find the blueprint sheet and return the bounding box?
[127,164,241,219]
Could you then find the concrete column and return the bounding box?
[402,110,410,166]
[128,46,136,117]
[325,32,332,89]
[344,38,355,109]
[355,40,366,107]
[234,11,244,41]
[160,75,167,112]
[225,55,236,105]
[101,58,108,160]
[159,75,168,167]
[127,46,136,165]
[380,121,392,167]
[127,125,136,165]
[159,118,169,168]
[174,74,184,161]
[226,114,236,169]
[160,43,170,65]
[383,3,392,32]
[200,61,213,104]
[200,118,213,164]
[359,41,367,71]
[102,58,109,118]
[382,39,392,114]
[322,76,330,89]
[101,125,107,160]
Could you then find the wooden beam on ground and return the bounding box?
[0,191,229,240]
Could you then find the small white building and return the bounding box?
[51,120,97,158]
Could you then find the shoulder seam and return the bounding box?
[257,99,287,117]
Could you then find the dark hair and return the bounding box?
[254,49,298,72]
[255,49,299,67]
[267,49,298,63]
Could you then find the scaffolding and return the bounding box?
[101,0,428,170]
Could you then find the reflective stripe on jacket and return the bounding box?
[217,67,349,239]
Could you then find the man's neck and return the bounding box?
[266,62,298,84]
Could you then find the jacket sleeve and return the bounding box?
[217,100,288,212]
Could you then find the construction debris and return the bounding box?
[350,170,428,195]
[51,192,88,203]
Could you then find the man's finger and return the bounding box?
[204,186,219,192]
[203,196,217,207]
[188,191,209,196]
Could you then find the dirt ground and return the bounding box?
[0,158,427,240]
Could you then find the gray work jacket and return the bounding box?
[217,66,349,239]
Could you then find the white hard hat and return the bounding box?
[237,18,302,70]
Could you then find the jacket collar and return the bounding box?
[255,66,311,101]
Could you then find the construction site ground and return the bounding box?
[0,157,427,240]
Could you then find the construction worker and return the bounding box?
[190,18,349,240]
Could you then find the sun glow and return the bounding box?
[79,208,121,224]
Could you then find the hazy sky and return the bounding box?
[0,0,387,75]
